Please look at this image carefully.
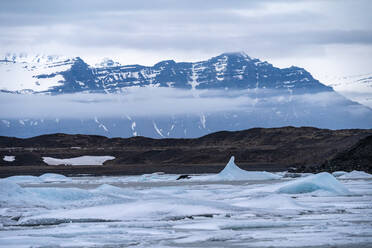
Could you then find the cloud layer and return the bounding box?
[0,88,368,119]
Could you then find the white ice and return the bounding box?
[332,171,348,177]
[42,155,115,165]
[38,173,72,182]
[0,171,372,247]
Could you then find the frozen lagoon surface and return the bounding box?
[0,171,372,247]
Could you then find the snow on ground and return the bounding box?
[2,156,15,162]
[0,54,73,92]
[0,171,371,247]
[42,155,115,165]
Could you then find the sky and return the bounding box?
[0,0,371,83]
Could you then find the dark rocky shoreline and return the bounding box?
[1,126,371,177]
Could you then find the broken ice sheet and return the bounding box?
[0,170,371,247]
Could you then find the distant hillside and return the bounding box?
[1,126,371,176]
[313,135,372,173]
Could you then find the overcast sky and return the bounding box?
[0,0,371,83]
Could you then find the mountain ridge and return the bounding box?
[1,52,333,94]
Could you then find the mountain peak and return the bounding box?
[0,52,333,94]
[154,60,176,68]
[95,58,121,68]
[2,53,68,64]
[217,51,252,60]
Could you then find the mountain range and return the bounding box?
[0,52,371,138]
[0,52,332,94]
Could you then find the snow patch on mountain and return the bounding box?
[0,53,74,92]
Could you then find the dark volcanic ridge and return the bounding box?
[1,126,371,177]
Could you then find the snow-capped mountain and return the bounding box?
[1,52,332,94]
[1,52,371,138]
[0,53,77,94]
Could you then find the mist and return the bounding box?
[0,87,368,120]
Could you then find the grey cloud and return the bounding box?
[0,88,252,119]
[0,0,371,79]
[0,0,268,15]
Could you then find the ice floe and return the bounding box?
[1,173,72,184]
[0,172,371,247]
[39,173,72,182]
[332,171,348,177]
[232,194,304,209]
[1,175,42,183]
[276,172,351,195]
[339,170,372,179]
[42,155,115,165]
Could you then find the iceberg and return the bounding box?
[0,180,27,198]
[339,170,372,179]
[42,156,115,165]
[1,175,42,183]
[276,172,351,195]
[1,173,72,184]
[332,171,348,177]
[210,156,281,181]
[39,173,72,182]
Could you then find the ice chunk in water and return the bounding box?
[0,180,26,198]
[213,156,281,181]
[39,173,72,182]
[1,175,42,183]
[332,171,348,177]
[1,174,71,183]
[233,194,304,209]
[339,170,372,179]
[276,172,351,195]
